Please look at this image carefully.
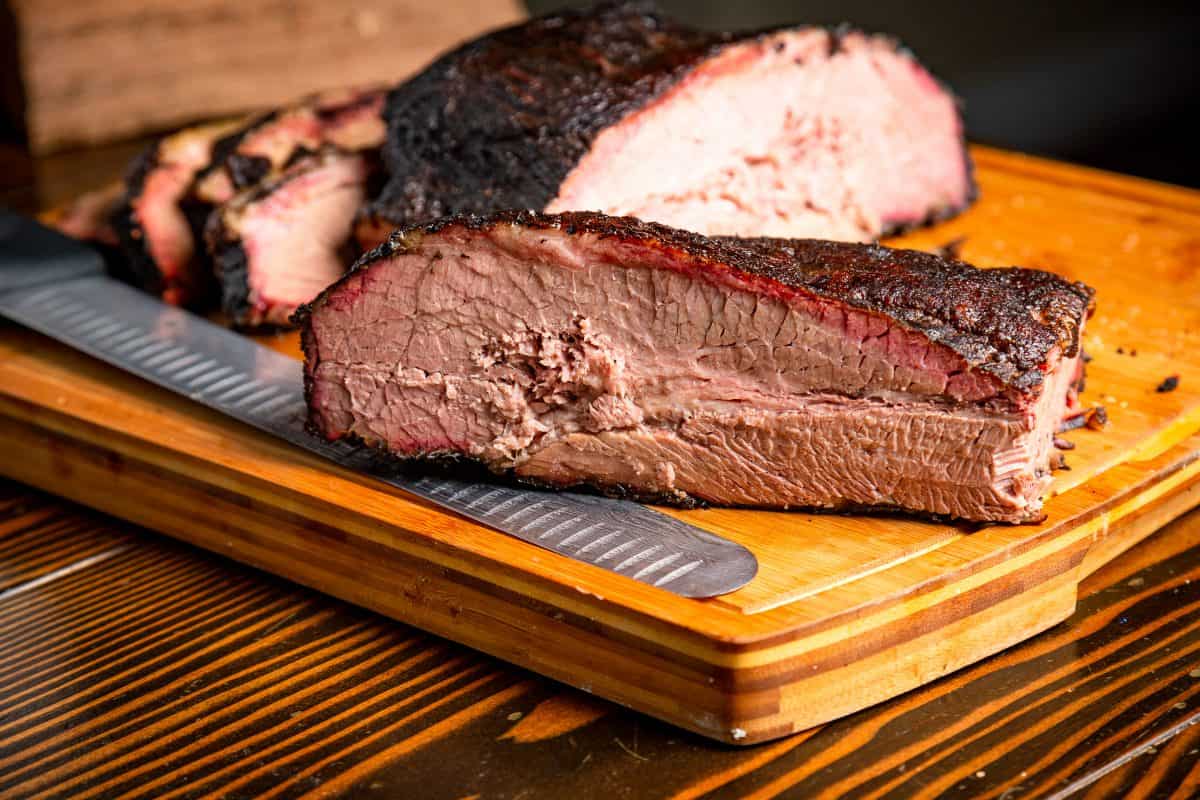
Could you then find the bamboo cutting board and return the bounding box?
[2,147,1199,745]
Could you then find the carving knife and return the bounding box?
[0,211,757,598]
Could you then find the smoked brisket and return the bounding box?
[298,211,1094,523]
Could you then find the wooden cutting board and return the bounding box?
[2,146,1199,745]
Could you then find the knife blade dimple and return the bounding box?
[141,345,189,368]
[466,488,505,511]
[575,530,621,554]
[254,393,297,416]
[478,493,526,519]
[59,306,96,326]
[535,514,584,540]
[96,326,144,350]
[557,521,607,550]
[0,272,758,598]
[614,545,663,573]
[501,499,550,525]
[633,552,682,580]
[655,560,703,587]
[112,333,153,356]
[443,484,483,505]
[595,537,642,564]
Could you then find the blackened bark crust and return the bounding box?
[109,142,166,296]
[367,1,722,228]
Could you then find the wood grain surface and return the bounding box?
[2,479,1200,799]
[2,147,1200,745]
[7,0,525,152]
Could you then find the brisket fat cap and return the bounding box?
[298,211,1095,523]
[206,148,376,331]
[360,1,974,246]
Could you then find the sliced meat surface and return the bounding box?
[207,149,375,329]
[111,87,385,310]
[299,211,1095,523]
[194,87,386,206]
[112,118,246,306]
[359,2,973,248]
[54,183,123,247]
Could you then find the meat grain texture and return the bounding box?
[298,211,1095,523]
[206,149,377,329]
[360,1,974,247]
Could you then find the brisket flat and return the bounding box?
[206,149,377,329]
[298,211,1094,523]
[360,1,974,248]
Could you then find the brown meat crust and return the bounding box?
[364,0,975,235]
[298,210,1095,396]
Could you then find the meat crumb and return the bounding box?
[1053,437,1076,450]
[1060,405,1108,433]
[1116,346,1124,354]
[1156,374,1180,393]
[934,236,967,260]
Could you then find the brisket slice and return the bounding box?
[193,87,386,206]
[55,183,123,248]
[206,149,377,330]
[111,87,385,309]
[53,183,127,279]
[112,118,246,307]
[297,211,1094,523]
[359,1,974,248]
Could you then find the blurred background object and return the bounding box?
[2,0,1197,187]
[0,1,523,153]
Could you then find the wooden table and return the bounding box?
[3,144,1200,799]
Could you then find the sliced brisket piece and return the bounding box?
[112,118,246,306]
[298,211,1094,524]
[359,2,974,248]
[54,183,123,248]
[53,183,127,278]
[206,149,375,330]
[193,87,386,207]
[112,87,385,310]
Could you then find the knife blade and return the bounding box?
[0,211,757,598]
